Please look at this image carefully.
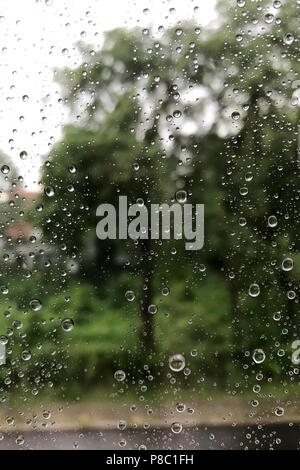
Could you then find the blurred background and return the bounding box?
[0,0,299,450]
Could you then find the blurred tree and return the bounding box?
[34,0,299,375]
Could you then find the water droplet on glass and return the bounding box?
[282,258,293,272]
[21,350,31,361]
[264,13,274,24]
[268,215,278,227]
[61,318,74,332]
[252,348,266,364]
[248,283,260,297]
[176,403,186,413]
[173,110,182,118]
[16,435,24,445]
[171,422,183,433]
[231,111,240,120]
[20,151,27,160]
[169,354,185,372]
[114,370,126,382]
[175,190,187,204]
[125,290,135,302]
[284,33,294,45]
[29,298,42,311]
[275,406,284,417]
[44,186,55,197]
[148,304,158,315]
[68,164,77,174]
[118,420,127,430]
[1,165,10,174]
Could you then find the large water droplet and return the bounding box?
[21,350,32,361]
[1,165,10,174]
[248,283,260,297]
[268,215,278,227]
[61,318,74,332]
[114,370,126,382]
[252,348,266,364]
[175,190,187,204]
[171,422,183,433]
[169,354,185,372]
[284,33,294,45]
[282,258,293,272]
[125,290,135,302]
[44,186,55,197]
[29,298,42,311]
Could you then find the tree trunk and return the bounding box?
[139,238,154,352]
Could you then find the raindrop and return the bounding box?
[169,354,185,372]
[264,13,274,24]
[268,215,278,227]
[16,435,24,445]
[231,111,240,120]
[282,258,293,272]
[171,422,183,434]
[118,420,127,430]
[29,298,42,311]
[61,318,74,332]
[284,33,294,45]
[42,410,51,419]
[275,406,284,417]
[248,283,260,297]
[252,349,266,364]
[20,151,27,160]
[176,403,186,413]
[68,164,77,174]
[1,165,10,174]
[21,350,32,361]
[114,370,126,382]
[239,187,248,196]
[44,186,55,197]
[175,190,187,203]
[125,290,135,302]
[173,110,182,118]
[148,304,158,315]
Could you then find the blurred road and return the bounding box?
[0,423,299,450]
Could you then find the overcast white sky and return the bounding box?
[0,0,217,189]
